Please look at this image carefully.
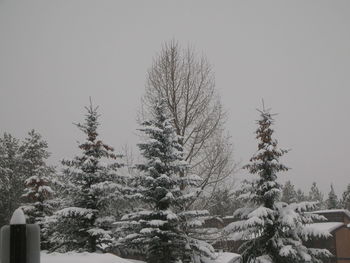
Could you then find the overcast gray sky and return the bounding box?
[1,0,349,195]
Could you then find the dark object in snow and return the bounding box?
[0,208,40,263]
[10,224,27,263]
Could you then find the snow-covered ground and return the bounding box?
[41,251,241,263]
[207,252,241,263]
[41,252,132,263]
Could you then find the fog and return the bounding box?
[1,0,349,195]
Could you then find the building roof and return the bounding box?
[311,209,350,219]
[307,222,345,233]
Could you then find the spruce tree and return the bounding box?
[50,100,124,252]
[308,182,324,209]
[0,133,25,227]
[21,130,55,249]
[341,184,350,210]
[225,106,331,263]
[281,180,297,204]
[208,188,240,217]
[326,184,339,209]
[296,188,308,203]
[117,99,215,263]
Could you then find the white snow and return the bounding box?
[205,252,241,263]
[307,222,344,233]
[56,207,95,219]
[279,245,295,257]
[311,209,350,218]
[215,252,241,263]
[41,252,240,263]
[41,252,135,263]
[147,219,167,226]
[10,208,26,224]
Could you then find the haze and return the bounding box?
[0,0,349,195]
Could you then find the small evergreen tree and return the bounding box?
[208,188,241,217]
[21,130,55,249]
[50,100,124,252]
[341,184,350,210]
[308,182,324,209]
[117,99,215,263]
[225,106,331,263]
[281,180,297,204]
[326,184,339,209]
[296,188,308,202]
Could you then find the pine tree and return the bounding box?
[296,188,308,203]
[50,100,124,252]
[308,182,324,209]
[326,184,339,209]
[225,106,331,263]
[281,180,297,204]
[117,99,215,263]
[208,188,240,217]
[341,184,350,210]
[20,130,55,249]
[0,133,25,227]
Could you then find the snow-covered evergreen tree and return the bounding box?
[308,182,324,209]
[0,133,24,227]
[281,180,297,204]
[208,188,241,217]
[117,99,215,263]
[21,130,55,222]
[50,100,124,252]
[326,184,339,209]
[296,188,308,203]
[341,184,350,210]
[225,107,331,263]
[20,130,55,249]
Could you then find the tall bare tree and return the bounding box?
[143,40,236,207]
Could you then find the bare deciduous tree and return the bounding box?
[142,40,237,207]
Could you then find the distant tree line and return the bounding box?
[280,180,349,210]
[207,179,350,218]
